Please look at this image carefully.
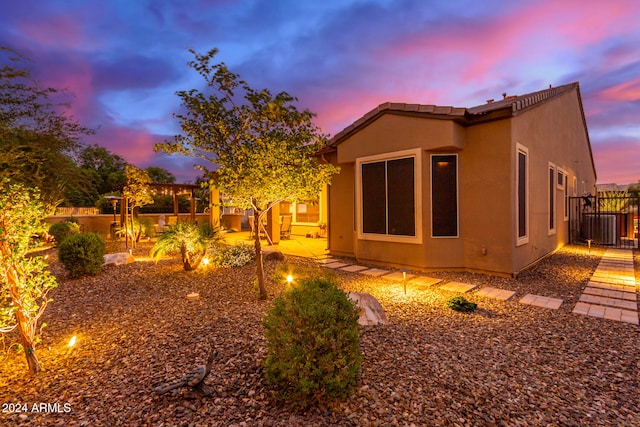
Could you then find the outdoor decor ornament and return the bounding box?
[154,350,217,396]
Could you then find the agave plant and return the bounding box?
[151,221,221,271]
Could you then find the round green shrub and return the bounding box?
[447,295,477,313]
[48,221,80,246]
[262,277,362,408]
[58,233,106,278]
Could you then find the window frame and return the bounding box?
[280,199,322,226]
[430,153,459,238]
[548,162,557,235]
[516,144,529,246]
[355,148,423,244]
[558,168,568,221]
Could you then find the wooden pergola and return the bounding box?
[148,183,201,221]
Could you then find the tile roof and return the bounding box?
[326,82,581,148]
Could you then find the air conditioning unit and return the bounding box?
[582,214,616,245]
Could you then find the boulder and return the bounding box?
[103,252,135,267]
[263,250,286,262]
[347,292,388,326]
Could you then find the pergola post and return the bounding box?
[190,188,196,222]
[266,203,280,245]
[209,186,220,228]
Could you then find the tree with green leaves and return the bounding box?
[145,166,176,184]
[76,144,128,197]
[122,165,154,247]
[155,49,339,299]
[0,180,58,375]
[0,46,93,207]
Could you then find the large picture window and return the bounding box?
[431,154,458,237]
[516,144,528,244]
[356,148,422,243]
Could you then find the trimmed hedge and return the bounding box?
[58,233,105,278]
[48,221,80,246]
[262,277,362,408]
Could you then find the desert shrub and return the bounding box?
[263,277,362,408]
[136,216,156,238]
[151,221,221,271]
[447,295,477,313]
[58,233,105,278]
[116,216,156,242]
[48,221,80,246]
[211,243,254,268]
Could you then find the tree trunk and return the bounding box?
[3,256,41,375]
[254,211,267,300]
[183,251,204,271]
[16,310,41,375]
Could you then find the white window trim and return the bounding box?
[572,176,577,197]
[548,162,557,236]
[516,143,529,246]
[556,168,565,190]
[355,148,423,244]
[558,168,568,222]
[430,153,459,239]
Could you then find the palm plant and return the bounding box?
[151,221,222,271]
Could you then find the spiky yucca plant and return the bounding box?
[151,221,221,271]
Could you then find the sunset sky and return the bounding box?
[1,0,639,184]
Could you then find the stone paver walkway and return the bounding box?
[476,287,516,301]
[314,248,638,325]
[519,294,564,309]
[572,249,638,325]
[439,281,478,293]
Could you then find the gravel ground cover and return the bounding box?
[1,243,638,426]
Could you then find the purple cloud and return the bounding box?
[1,0,639,185]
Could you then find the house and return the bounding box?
[321,82,597,277]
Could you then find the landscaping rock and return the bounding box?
[262,250,286,262]
[2,243,638,426]
[347,292,389,325]
[103,252,135,267]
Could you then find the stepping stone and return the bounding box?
[409,276,443,287]
[572,301,590,315]
[340,265,370,273]
[324,262,349,269]
[317,258,338,265]
[583,287,637,301]
[315,254,334,260]
[382,271,418,282]
[621,310,640,325]
[590,274,635,286]
[578,294,637,310]
[360,268,389,277]
[439,281,478,293]
[587,281,636,292]
[519,294,563,310]
[476,286,516,301]
[573,303,639,325]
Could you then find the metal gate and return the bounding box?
[568,195,639,249]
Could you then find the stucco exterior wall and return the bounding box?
[330,114,470,269]
[461,119,514,274]
[327,85,596,276]
[510,88,596,273]
[326,151,356,256]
